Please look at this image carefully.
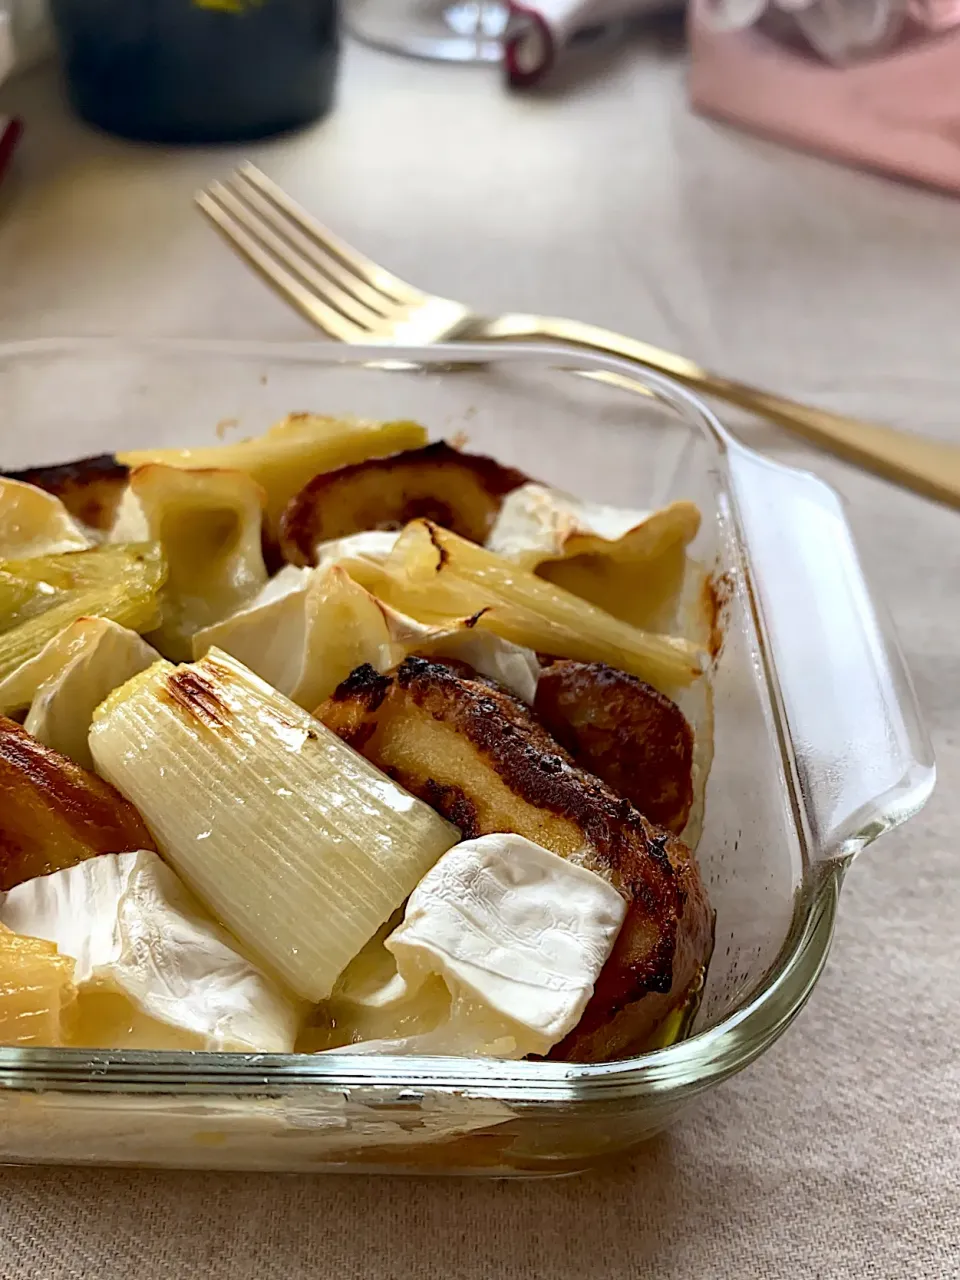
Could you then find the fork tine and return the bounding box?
[224,170,399,323]
[201,182,386,336]
[196,189,367,343]
[236,163,426,307]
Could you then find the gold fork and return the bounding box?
[197,163,960,511]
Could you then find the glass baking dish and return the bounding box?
[0,337,934,1176]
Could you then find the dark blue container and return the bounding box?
[50,0,339,143]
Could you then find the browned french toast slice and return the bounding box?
[316,657,713,1061]
[534,659,694,835]
[0,714,156,891]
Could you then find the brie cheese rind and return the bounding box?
[0,618,159,767]
[317,835,626,1059]
[192,563,540,709]
[106,484,151,544]
[486,484,700,635]
[0,851,301,1052]
[0,478,93,560]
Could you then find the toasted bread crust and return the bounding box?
[3,455,129,532]
[0,715,156,890]
[534,660,694,834]
[319,657,713,1056]
[279,442,529,566]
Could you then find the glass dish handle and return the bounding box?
[727,443,935,862]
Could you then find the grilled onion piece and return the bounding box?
[316,656,713,1061]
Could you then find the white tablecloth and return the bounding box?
[0,35,958,1280]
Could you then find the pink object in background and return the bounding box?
[909,0,960,26]
[689,0,960,194]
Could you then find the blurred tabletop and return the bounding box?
[1,32,959,1280]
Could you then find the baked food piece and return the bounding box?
[0,714,156,891]
[279,442,529,565]
[317,657,713,1061]
[535,659,694,834]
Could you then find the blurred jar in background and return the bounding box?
[49,0,339,143]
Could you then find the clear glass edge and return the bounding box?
[0,337,920,1103]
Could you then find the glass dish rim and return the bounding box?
[0,335,853,1103]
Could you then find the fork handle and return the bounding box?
[478,313,960,510]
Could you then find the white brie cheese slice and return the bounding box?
[0,851,300,1053]
[247,564,313,609]
[319,834,625,1059]
[191,572,313,702]
[0,477,93,559]
[0,618,159,767]
[313,530,400,571]
[0,618,99,717]
[487,483,656,567]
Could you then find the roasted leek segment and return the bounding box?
[317,656,714,1059]
[90,649,459,1001]
[279,442,529,567]
[342,519,703,693]
[119,413,428,539]
[124,464,267,660]
[0,543,166,683]
[0,714,156,892]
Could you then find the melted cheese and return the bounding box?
[0,851,301,1052]
[317,834,625,1058]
